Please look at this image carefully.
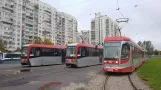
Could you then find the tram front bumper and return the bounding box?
[103,66,133,73]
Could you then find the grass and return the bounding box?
[137,58,161,90]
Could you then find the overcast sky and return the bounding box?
[40,0,161,50]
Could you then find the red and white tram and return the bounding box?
[66,43,103,67]
[103,36,147,73]
[20,44,66,66]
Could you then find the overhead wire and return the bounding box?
[116,0,138,37]
[116,0,124,17]
[56,0,140,37]
[117,0,120,9]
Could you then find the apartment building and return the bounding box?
[59,12,77,45]
[22,0,39,45]
[38,1,57,44]
[91,13,120,45]
[0,0,23,51]
[0,0,77,51]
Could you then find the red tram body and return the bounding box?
[103,36,148,73]
[65,43,103,67]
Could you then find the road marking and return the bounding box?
[39,82,61,90]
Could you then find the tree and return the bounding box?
[145,41,154,55]
[68,40,73,44]
[43,39,54,45]
[33,37,43,44]
[154,50,159,55]
[138,41,154,55]
[0,39,7,52]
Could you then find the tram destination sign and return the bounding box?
[104,42,121,46]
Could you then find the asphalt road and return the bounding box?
[0,64,104,90]
[0,63,22,70]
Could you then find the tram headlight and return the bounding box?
[116,61,118,64]
[71,59,76,62]
[104,61,108,64]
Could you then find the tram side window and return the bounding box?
[93,49,97,56]
[88,48,94,56]
[41,48,61,56]
[82,47,87,57]
[29,48,40,57]
[121,43,130,60]
[30,48,35,57]
[54,49,62,56]
[78,47,89,57]
[35,48,40,57]
[134,47,137,59]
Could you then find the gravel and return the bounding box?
[61,71,106,90]
[105,75,134,90]
[129,72,152,90]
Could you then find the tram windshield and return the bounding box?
[21,46,28,58]
[66,46,76,58]
[104,42,121,60]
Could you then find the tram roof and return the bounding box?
[23,44,66,49]
[68,43,103,49]
[104,36,131,42]
[104,36,142,50]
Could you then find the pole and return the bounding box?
[116,18,129,37]
[118,27,121,36]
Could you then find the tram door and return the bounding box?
[62,49,66,63]
[131,45,135,70]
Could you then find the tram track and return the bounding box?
[103,73,139,90]
[128,74,139,90]
[103,75,109,90]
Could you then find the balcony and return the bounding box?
[2,3,14,10]
[23,35,29,40]
[1,18,14,25]
[45,9,51,14]
[2,6,14,13]
[25,23,33,28]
